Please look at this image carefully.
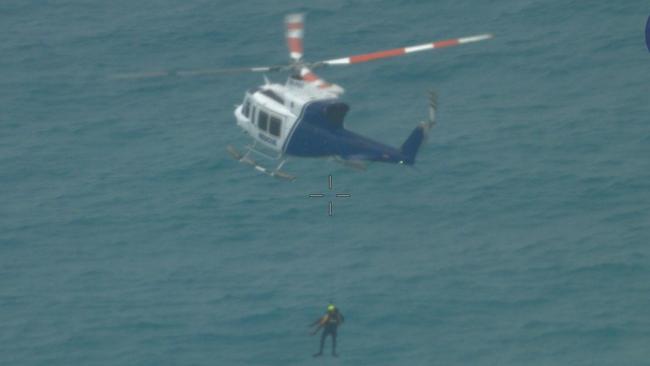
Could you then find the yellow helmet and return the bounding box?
[327,304,336,312]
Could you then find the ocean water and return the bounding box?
[2,1,649,365]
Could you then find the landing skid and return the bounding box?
[227,144,296,181]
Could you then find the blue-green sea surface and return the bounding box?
[2,1,649,365]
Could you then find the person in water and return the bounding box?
[310,304,344,357]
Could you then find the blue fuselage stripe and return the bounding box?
[281,100,316,153]
[284,100,407,163]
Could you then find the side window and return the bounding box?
[242,99,250,118]
[258,110,269,131]
[269,116,282,137]
[250,107,256,124]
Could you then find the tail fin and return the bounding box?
[400,125,426,165]
[399,92,437,165]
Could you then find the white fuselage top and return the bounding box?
[234,77,342,154]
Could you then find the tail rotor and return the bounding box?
[426,91,437,129]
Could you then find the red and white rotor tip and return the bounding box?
[299,66,329,88]
[299,66,344,94]
[285,13,305,61]
[321,33,494,66]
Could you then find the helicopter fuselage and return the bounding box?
[233,77,424,165]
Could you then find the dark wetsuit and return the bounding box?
[316,311,344,355]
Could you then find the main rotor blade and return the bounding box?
[110,65,289,80]
[299,65,330,89]
[316,34,493,67]
[298,66,344,94]
[285,13,305,62]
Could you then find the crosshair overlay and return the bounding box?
[308,175,351,216]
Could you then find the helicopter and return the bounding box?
[115,14,492,180]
